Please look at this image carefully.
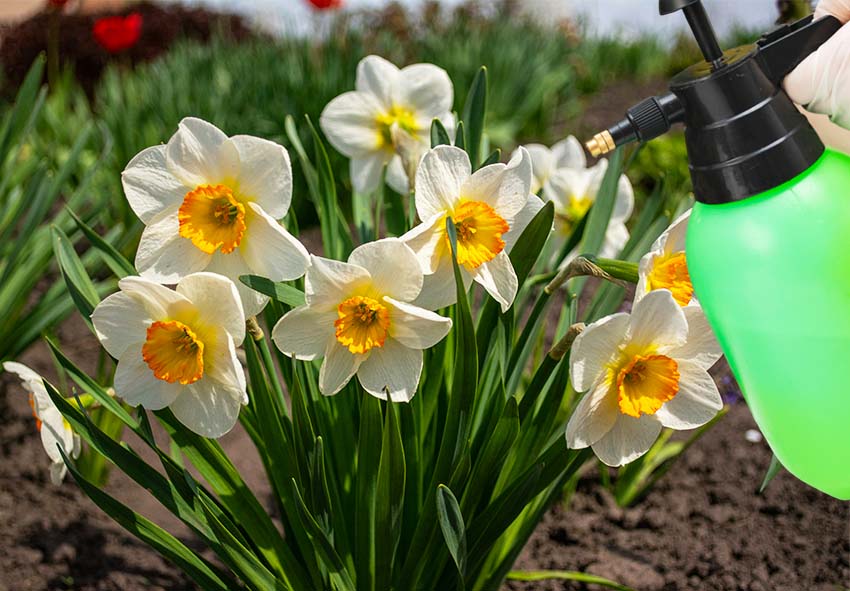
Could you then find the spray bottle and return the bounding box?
[586,0,849,499]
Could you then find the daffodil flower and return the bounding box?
[3,362,81,484]
[401,145,543,312]
[547,158,634,262]
[320,55,454,195]
[521,136,587,195]
[636,209,695,306]
[566,289,723,466]
[91,273,247,438]
[122,117,309,317]
[272,238,452,401]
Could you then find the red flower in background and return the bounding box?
[307,0,342,10]
[47,0,70,7]
[92,13,143,53]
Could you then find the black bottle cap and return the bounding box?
[587,2,842,205]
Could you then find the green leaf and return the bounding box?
[579,147,624,257]
[759,453,784,494]
[375,402,406,591]
[306,115,350,260]
[68,208,136,278]
[461,67,487,168]
[588,257,639,284]
[480,149,501,167]
[430,118,452,148]
[239,275,306,308]
[436,485,467,579]
[507,570,636,591]
[52,225,101,324]
[58,448,232,591]
[355,395,383,591]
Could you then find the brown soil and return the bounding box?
[1,311,847,590]
[0,1,254,98]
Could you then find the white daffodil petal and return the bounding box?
[612,174,635,223]
[565,379,619,449]
[356,338,423,402]
[411,254,471,311]
[503,194,546,253]
[2,362,47,407]
[655,208,691,254]
[570,312,630,392]
[348,239,423,302]
[118,275,191,319]
[384,296,452,349]
[306,255,372,311]
[355,55,399,106]
[350,153,388,195]
[171,378,244,438]
[415,146,470,220]
[113,345,182,410]
[552,136,587,170]
[655,360,723,430]
[166,117,235,187]
[38,407,70,463]
[669,306,723,369]
[627,289,688,352]
[473,251,518,313]
[634,250,658,303]
[386,155,410,195]
[240,203,309,283]
[91,292,154,359]
[203,250,268,318]
[273,305,337,361]
[321,91,385,157]
[135,208,211,284]
[49,461,67,485]
[598,221,630,260]
[203,334,248,404]
[546,168,590,211]
[122,145,188,224]
[401,213,446,275]
[228,135,293,219]
[592,414,663,467]
[176,272,245,344]
[397,63,453,118]
[461,147,532,220]
[319,342,363,396]
[523,143,555,193]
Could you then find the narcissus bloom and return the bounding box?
[3,362,81,484]
[122,117,309,316]
[636,209,695,306]
[402,145,542,312]
[566,289,723,466]
[547,158,633,261]
[521,136,587,195]
[93,13,143,54]
[91,273,247,438]
[320,55,454,195]
[272,239,452,401]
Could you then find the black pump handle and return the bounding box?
[660,0,725,67]
[757,15,842,83]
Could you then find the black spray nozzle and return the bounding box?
[586,93,683,158]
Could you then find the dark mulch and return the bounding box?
[0,1,255,98]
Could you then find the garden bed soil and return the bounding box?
[0,1,254,97]
[1,313,847,591]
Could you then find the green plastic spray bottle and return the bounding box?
[586,0,849,499]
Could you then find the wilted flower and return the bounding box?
[320,55,454,195]
[272,239,452,401]
[402,145,542,312]
[91,273,247,438]
[566,289,723,466]
[3,362,81,484]
[121,117,309,316]
[636,209,695,306]
[547,158,634,262]
[92,13,143,54]
[522,136,587,195]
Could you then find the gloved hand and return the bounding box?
[785,0,850,129]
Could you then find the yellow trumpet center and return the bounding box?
[555,194,593,236]
[375,105,419,150]
[616,353,680,418]
[178,184,246,255]
[446,199,510,270]
[142,320,205,385]
[335,296,390,354]
[647,251,693,306]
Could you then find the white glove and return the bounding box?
[785,0,850,129]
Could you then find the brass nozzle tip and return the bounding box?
[586,130,615,158]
